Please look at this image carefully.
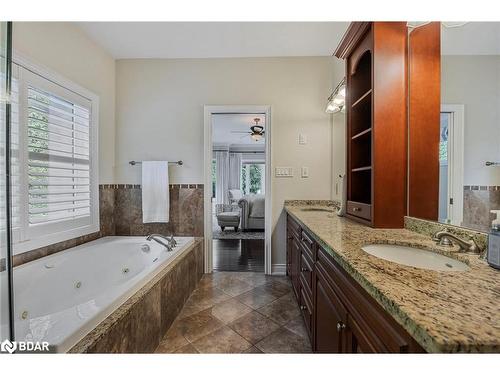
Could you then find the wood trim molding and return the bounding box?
[334,22,371,59]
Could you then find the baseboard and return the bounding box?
[271,263,286,276]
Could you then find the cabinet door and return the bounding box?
[288,236,301,298]
[314,267,347,353]
[345,315,378,353]
[299,287,313,339]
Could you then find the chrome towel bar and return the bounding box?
[129,160,183,166]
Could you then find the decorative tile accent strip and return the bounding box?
[13,184,204,267]
[101,184,204,190]
[0,257,5,272]
[404,216,487,251]
[69,238,204,353]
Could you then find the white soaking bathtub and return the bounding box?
[13,236,195,353]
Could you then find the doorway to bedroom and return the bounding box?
[206,109,269,273]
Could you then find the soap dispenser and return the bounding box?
[487,210,500,269]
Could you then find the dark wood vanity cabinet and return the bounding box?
[286,215,425,353]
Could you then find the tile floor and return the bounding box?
[155,272,312,354]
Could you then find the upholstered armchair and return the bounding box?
[238,194,265,231]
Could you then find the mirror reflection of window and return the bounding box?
[439,112,450,223]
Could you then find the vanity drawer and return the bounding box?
[300,229,316,261]
[347,201,371,221]
[299,252,313,297]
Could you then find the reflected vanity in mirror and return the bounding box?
[408,22,500,233]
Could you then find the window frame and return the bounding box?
[12,53,99,255]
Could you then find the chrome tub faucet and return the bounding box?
[146,234,176,251]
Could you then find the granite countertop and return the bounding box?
[284,201,500,353]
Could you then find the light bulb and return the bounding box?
[325,100,340,113]
[338,85,346,98]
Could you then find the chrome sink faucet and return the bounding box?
[432,230,483,255]
[146,234,176,251]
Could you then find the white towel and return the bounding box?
[142,161,169,223]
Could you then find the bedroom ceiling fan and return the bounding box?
[231,118,265,141]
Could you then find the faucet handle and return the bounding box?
[432,228,447,242]
[169,234,177,247]
[467,235,484,255]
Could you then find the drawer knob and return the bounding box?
[353,207,361,212]
[300,305,307,311]
[336,322,346,332]
[301,267,308,272]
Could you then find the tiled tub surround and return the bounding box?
[155,272,311,353]
[12,184,204,267]
[463,185,500,231]
[285,202,500,353]
[113,184,204,237]
[69,238,204,353]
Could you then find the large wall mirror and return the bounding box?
[408,22,500,233]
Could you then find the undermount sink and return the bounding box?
[362,244,470,272]
[300,207,333,213]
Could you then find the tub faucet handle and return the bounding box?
[169,235,177,247]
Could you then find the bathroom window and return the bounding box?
[10,60,99,254]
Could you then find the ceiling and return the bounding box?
[76,22,349,59]
[212,114,265,147]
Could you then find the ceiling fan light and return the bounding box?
[251,133,262,141]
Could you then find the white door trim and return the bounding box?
[203,105,272,274]
[441,104,464,226]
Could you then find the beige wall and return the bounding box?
[115,57,343,265]
[12,22,116,183]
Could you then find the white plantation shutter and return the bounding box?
[27,86,91,225]
[0,66,20,239]
[11,63,99,253]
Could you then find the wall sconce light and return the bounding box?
[325,77,346,114]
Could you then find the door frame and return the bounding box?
[203,105,272,274]
[441,104,464,226]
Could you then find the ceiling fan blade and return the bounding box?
[231,131,251,134]
[239,134,249,139]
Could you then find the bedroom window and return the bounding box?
[10,60,99,254]
[241,162,265,195]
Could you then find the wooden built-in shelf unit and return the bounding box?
[335,22,408,228]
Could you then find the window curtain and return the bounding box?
[228,153,242,190]
[215,151,229,204]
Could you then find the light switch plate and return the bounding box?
[301,166,309,178]
[298,133,307,145]
[275,167,294,177]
